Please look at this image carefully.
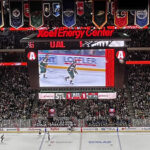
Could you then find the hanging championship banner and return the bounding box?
[29,0,44,28]
[24,1,29,18]
[92,0,108,29]
[128,11,135,26]
[43,3,50,17]
[62,0,76,27]
[0,0,4,28]
[52,2,61,17]
[135,7,149,28]
[9,0,24,29]
[76,1,84,16]
[114,10,128,28]
[111,1,115,15]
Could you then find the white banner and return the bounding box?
[39,92,117,100]
[39,93,55,99]
[98,92,116,99]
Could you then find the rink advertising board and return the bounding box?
[38,92,117,100]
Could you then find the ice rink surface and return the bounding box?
[40,69,105,87]
[1,132,150,150]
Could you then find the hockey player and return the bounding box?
[39,55,49,78]
[39,129,42,135]
[68,123,74,133]
[1,134,4,143]
[65,60,78,85]
[44,127,47,133]
[48,131,50,141]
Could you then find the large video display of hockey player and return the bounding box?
[38,49,108,87]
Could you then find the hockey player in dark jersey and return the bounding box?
[39,129,42,135]
[1,134,4,143]
[40,55,49,78]
[65,60,78,85]
[48,131,50,141]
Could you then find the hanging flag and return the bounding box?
[62,0,76,27]
[111,1,115,15]
[135,7,149,28]
[9,0,24,29]
[92,0,108,29]
[43,3,50,18]
[114,10,128,28]
[24,1,29,18]
[52,2,61,17]
[24,0,29,27]
[29,0,44,28]
[128,11,135,25]
[0,0,4,28]
[76,1,84,16]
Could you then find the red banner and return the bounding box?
[24,3,29,18]
[76,1,84,16]
[111,2,115,15]
[105,49,114,87]
[114,10,128,28]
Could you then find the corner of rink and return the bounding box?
[1,127,150,133]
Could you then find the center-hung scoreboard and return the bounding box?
[21,28,130,93]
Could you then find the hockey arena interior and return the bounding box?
[0,0,150,150]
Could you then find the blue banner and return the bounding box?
[9,0,24,29]
[135,8,149,28]
[62,0,76,27]
[52,2,61,17]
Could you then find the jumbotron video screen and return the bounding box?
[38,49,114,87]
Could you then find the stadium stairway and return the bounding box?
[126,86,135,118]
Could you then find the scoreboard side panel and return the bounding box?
[26,48,39,89]
[114,49,126,88]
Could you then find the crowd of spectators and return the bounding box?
[32,99,85,127]
[124,30,150,47]
[0,50,149,128]
[31,87,131,127]
[0,67,35,120]
[0,0,149,129]
[128,65,150,119]
[85,88,131,127]
[127,51,150,60]
[0,52,26,62]
[0,30,34,49]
